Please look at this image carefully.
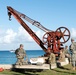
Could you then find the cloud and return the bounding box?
[71,28,76,38]
[0,29,17,43]
[4,29,17,43]
[2,27,76,44]
[0,26,44,44]
[15,26,43,43]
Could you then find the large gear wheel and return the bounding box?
[56,27,70,43]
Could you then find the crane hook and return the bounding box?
[8,12,12,21]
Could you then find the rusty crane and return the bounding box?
[7,6,70,56]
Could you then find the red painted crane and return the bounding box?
[7,6,70,56]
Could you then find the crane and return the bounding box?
[7,6,70,56]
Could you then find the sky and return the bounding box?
[0,0,76,50]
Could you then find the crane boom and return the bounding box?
[7,6,47,52]
[11,8,52,32]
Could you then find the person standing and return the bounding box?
[70,38,76,70]
[64,46,69,57]
[15,44,26,65]
[64,46,71,64]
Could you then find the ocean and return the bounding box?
[0,50,45,64]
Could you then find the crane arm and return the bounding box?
[10,8,52,32]
[7,6,47,52]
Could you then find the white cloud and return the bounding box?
[2,27,76,46]
[0,26,44,44]
[3,29,17,43]
[71,28,76,38]
[0,29,17,43]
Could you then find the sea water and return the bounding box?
[0,50,45,64]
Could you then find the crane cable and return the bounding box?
[13,9,52,32]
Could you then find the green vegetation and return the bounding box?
[0,70,24,75]
[0,64,76,75]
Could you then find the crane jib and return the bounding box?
[8,7,52,32]
[7,6,47,52]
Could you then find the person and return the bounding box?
[64,46,69,57]
[15,44,26,65]
[70,38,76,70]
[58,48,65,62]
[48,50,56,64]
[64,46,71,64]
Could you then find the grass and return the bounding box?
[0,64,76,75]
